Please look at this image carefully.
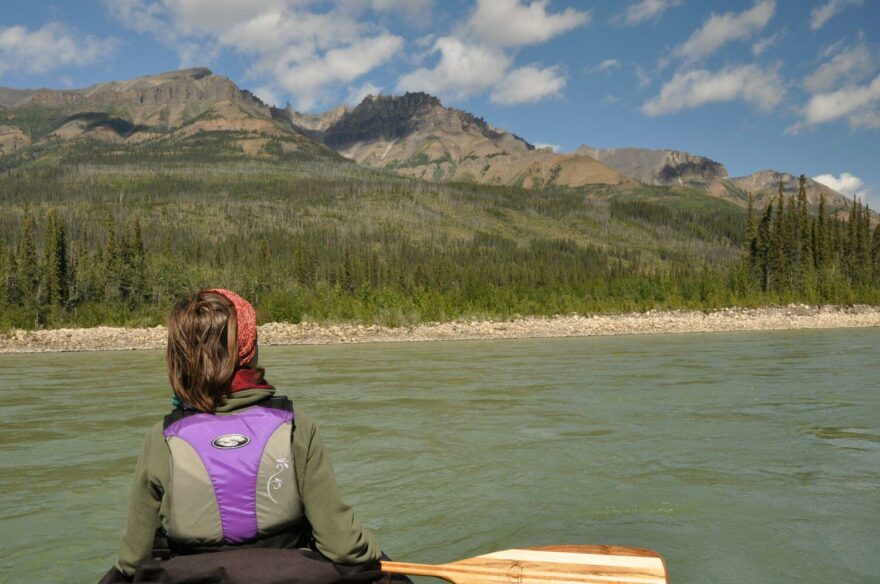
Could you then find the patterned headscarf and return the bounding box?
[205,288,257,367]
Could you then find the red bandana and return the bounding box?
[205,288,258,367]
[230,368,274,393]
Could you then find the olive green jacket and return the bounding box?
[115,390,381,576]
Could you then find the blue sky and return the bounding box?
[1,0,878,203]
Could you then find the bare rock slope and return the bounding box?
[0,68,339,162]
[287,93,632,188]
[576,145,728,186]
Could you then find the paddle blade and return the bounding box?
[381,544,668,584]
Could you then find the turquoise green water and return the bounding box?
[1,328,879,583]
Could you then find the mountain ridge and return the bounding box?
[281,92,633,189]
[0,67,341,162]
[0,67,854,207]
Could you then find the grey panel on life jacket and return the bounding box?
[165,436,224,544]
[255,421,303,536]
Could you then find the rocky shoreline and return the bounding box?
[1,304,878,354]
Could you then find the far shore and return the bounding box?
[1,304,878,354]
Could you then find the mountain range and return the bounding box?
[0,67,853,209]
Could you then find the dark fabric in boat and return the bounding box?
[98,549,413,584]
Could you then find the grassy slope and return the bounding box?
[29,129,880,329]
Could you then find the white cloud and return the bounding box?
[813,173,874,205]
[588,59,621,74]
[253,85,282,108]
[798,75,880,129]
[810,0,863,30]
[106,0,404,111]
[673,1,775,62]
[396,1,583,105]
[396,36,510,100]
[614,0,682,27]
[465,0,590,48]
[110,0,580,109]
[534,142,560,151]
[490,65,566,104]
[752,30,784,56]
[346,81,382,105]
[268,34,402,110]
[370,0,433,16]
[642,64,785,116]
[0,22,117,76]
[813,172,865,196]
[803,41,874,94]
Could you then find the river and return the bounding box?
[1,328,878,582]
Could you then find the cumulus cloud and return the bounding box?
[813,172,873,204]
[613,0,682,27]
[642,64,785,116]
[266,34,402,110]
[253,85,282,108]
[0,22,117,76]
[813,172,865,196]
[109,0,580,108]
[587,59,621,74]
[106,0,405,110]
[346,81,382,105]
[803,40,874,94]
[490,65,566,104]
[810,0,863,30]
[397,36,510,100]
[370,0,433,18]
[796,75,880,130]
[534,142,561,151]
[397,1,584,105]
[673,1,775,62]
[465,0,590,47]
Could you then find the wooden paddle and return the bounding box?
[381,544,668,583]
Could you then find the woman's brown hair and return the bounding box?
[166,290,238,412]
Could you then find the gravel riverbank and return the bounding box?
[1,304,878,354]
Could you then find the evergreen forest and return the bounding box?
[1,156,878,330]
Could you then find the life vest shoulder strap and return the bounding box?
[163,395,295,430]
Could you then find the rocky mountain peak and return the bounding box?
[577,145,728,186]
[2,67,268,116]
[730,170,848,206]
[316,91,533,150]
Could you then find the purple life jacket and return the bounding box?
[162,397,300,546]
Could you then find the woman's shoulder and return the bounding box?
[147,418,166,442]
[291,407,317,437]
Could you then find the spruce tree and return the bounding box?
[758,200,774,291]
[745,192,758,267]
[873,223,880,282]
[785,192,798,282]
[2,245,16,306]
[129,218,146,301]
[42,209,68,307]
[771,190,786,292]
[797,176,812,265]
[104,220,122,302]
[815,194,829,270]
[861,205,872,280]
[16,215,39,305]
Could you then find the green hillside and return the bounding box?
[1,141,878,330]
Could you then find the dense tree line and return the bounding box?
[0,164,877,330]
[742,175,879,297]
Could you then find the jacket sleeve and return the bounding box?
[293,413,381,564]
[115,421,166,576]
